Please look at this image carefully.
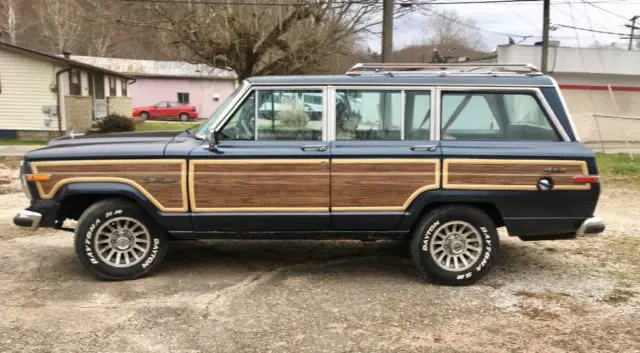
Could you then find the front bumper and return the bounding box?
[13,210,42,230]
[576,216,605,236]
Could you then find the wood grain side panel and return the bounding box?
[331,160,439,210]
[32,160,187,211]
[444,159,590,190]
[191,161,329,211]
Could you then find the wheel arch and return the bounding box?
[399,191,506,237]
[53,182,163,224]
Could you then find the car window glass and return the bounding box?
[441,92,559,141]
[156,102,168,108]
[256,90,323,141]
[404,91,431,141]
[219,92,255,140]
[169,103,181,108]
[335,90,401,140]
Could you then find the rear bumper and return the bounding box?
[13,210,42,230]
[576,216,605,236]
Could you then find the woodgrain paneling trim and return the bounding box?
[31,159,188,212]
[190,159,330,213]
[443,159,591,191]
[332,159,440,212]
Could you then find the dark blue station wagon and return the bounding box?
[14,63,605,285]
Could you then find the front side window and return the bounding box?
[220,89,323,141]
[441,92,559,141]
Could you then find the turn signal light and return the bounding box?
[26,174,51,182]
[573,175,599,184]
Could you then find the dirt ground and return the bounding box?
[0,181,638,353]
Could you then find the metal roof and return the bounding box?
[246,74,556,87]
[71,56,237,80]
[0,42,134,79]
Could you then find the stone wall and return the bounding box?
[107,97,132,117]
[64,96,94,133]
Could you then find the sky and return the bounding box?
[366,0,640,52]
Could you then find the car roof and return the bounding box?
[246,74,556,87]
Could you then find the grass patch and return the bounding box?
[596,153,640,184]
[135,121,200,132]
[0,139,48,146]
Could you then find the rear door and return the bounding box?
[329,86,441,231]
[167,102,182,119]
[153,102,169,118]
[438,86,599,236]
[189,86,331,232]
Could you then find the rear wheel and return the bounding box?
[410,206,499,285]
[179,113,189,122]
[74,199,168,280]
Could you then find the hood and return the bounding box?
[26,131,183,161]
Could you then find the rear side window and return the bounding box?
[440,92,560,141]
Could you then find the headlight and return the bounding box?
[19,160,32,200]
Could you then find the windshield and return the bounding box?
[195,82,246,139]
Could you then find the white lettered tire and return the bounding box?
[74,199,168,280]
[410,206,499,285]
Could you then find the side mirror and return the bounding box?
[208,130,220,152]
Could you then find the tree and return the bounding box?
[126,1,413,80]
[35,0,86,53]
[0,0,18,44]
[589,41,623,50]
[421,9,487,58]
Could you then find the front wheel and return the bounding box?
[410,206,499,285]
[74,199,168,280]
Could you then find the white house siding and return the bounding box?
[0,49,62,132]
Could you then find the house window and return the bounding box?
[177,92,190,104]
[121,78,128,97]
[69,69,81,96]
[108,77,116,96]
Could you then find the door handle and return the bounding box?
[301,144,327,152]
[410,145,438,152]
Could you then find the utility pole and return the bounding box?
[625,15,639,51]
[381,0,394,63]
[541,0,551,74]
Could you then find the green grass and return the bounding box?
[0,139,48,145]
[596,153,640,184]
[135,121,201,132]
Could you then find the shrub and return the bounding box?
[96,114,135,133]
[278,102,309,129]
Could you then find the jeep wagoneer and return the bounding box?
[14,63,605,284]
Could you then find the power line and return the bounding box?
[423,7,537,37]
[581,1,627,20]
[502,3,540,30]
[553,23,632,36]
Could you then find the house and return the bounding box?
[0,41,134,140]
[70,56,237,119]
[496,44,640,142]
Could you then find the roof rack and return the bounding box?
[345,63,541,76]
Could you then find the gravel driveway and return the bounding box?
[0,184,638,353]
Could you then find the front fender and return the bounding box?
[52,182,192,232]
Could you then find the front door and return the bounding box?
[189,87,330,232]
[329,87,441,231]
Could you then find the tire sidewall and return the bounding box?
[75,201,167,280]
[140,112,149,121]
[412,207,498,284]
[179,114,188,121]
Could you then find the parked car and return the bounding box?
[14,63,605,285]
[132,102,198,121]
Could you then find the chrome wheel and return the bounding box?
[429,221,483,272]
[94,217,151,268]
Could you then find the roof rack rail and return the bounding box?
[345,62,541,76]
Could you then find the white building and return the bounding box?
[497,44,640,142]
[0,41,132,140]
